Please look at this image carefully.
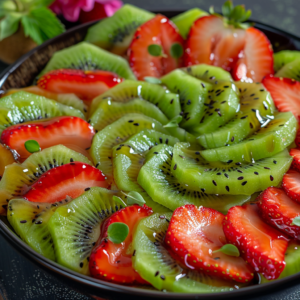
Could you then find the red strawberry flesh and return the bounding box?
[164,205,254,283]
[282,169,300,203]
[290,148,300,172]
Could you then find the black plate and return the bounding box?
[1,12,300,299]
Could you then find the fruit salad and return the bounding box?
[2,0,300,294]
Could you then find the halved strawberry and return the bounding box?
[232,27,274,82]
[128,14,184,80]
[223,204,288,280]
[184,15,246,72]
[1,116,94,162]
[296,131,300,148]
[257,187,300,240]
[282,169,300,203]
[164,205,254,283]
[37,69,122,102]
[262,75,300,121]
[23,162,108,203]
[89,204,153,284]
[290,148,300,172]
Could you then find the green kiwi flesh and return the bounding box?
[198,82,275,148]
[85,4,154,55]
[0,145,92,215]
[137,145,251,212]
[90,80,181,119]
[200,112,297,163]
[7,198,68,260]
[132,213,244,292]
[171,143,292,195]
[171,8,208,39]
[55,93,88,116]
[39,42,135,80]
[273,50,300,72]
[48,187,126,275]
[89,98,169,132]
[0,91,85,135]
[275,58,300,81]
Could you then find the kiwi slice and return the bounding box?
[183,64,233,83]
[137,145,251,212]
[274,50,300,72]
[0,91,85,135]
[90,80,181,119]
[55,94,87,116]
[171,8,208,38]
[260,242,300,283]
[171,142,292,195]
[85,4,154,55]
[198,82,276,149]
[200,112,297,162]
[7,198,68,260]
[161,69,212,131]
[132,213,244,292]
[0,145,91,215]
[90,113,195,178]
[275,58,300,81]
[89,98,169,132]
[39,42,135,80]
[48,187,126,275]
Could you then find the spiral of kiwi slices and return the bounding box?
[2,3,300,295]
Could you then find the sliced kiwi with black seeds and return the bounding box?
[90,80,181,119]
[48,187,126,275]
[7,198,68,260]
[85,4,154,55]
[137,145,251,212]
[0,145,92,215]
[171,143,292,195]
[260,242,300,283]
[198,82,276,149]
[39,42,135,80]
[200,112,297,162]
[0,91,85,135]
[171,8,208,39]
[161,69,212,131]
[89,98,169,132]
[132,213,245,292]
[275,58,300,81]
[90,113,195,178]
[274,50,300,72]
[182,64,233,83]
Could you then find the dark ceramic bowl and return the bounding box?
[1,11,300,300]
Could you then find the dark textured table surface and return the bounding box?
[1,0,300,299]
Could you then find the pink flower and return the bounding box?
[50,0,122,22]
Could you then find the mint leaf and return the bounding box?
[163,115,183,128]
[21,15,44,44]
[0,13,22,40]
[107,222,129,244]
[126,191,146,206]
[112,195,127,207]
[213,244,240,257]
[24,140,41,153]
[292,216,300,226]
[0,1,17,18]
[30,0,56,8]
[170,43,183,59]
[148,44,162,57]
[144,77,162,84]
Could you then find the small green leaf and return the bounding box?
[222,1,233,18]
[107,222,129,244]
[126,191,146,206]
[21,15,44,44]
[0,13,22,41]
[144,77,162,84]
[163,115,183,128]
[112,195,127,207]
[209,6,215,15]
[170,43,183,59]
[292,216,300,226]
[24,140,41,153]
[148,44,163,57]
[213,244,240,257]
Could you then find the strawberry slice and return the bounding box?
[164,205,254,283]
[23,162,108,203]
[296,131,300,148]
[257,187,300,241]
[282,169,300,203]
[232,27,274,82]
[1,116,94,162]
[223,204,288,280]
[290,148,300,172]
[262,75,300,121]
[37,69,122,102]
[184,15,246,72]
[128,14,184,80]
[89,204,153,284]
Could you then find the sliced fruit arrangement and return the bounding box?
[0,143,17,179]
